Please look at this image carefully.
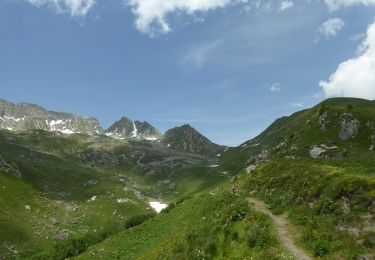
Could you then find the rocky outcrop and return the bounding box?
[309,146,326,159]
[319,111,329,132]
[78,150,119,168]
[0,155,21,179]
[339,113,359,141]
[245,150,268,173]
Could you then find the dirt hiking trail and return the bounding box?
[248,198,312,260]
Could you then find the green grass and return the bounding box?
[77,185,291,259]
[238,160,375,259]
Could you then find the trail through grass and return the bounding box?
[248,198,312,260]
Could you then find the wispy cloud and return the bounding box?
[270,83,282,92]
[291,102,304,108]
[324,0,375,11]
[183,40,221,68]
[27,0,95,16]
[319,18,345,38]
[279,1,294,11]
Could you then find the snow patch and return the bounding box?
[131,121,138,137]
[208,165,220,168]
[60,129,75,135]
[145,137,159,141]
[4,116,25,122]
[149,201,167,213]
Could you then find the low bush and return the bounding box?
[125,213,155,229]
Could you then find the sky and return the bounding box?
[1,0,375,146]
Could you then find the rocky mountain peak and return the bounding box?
[162,124,224,157]
[105,117,161,140]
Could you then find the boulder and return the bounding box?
[309,146,326,159]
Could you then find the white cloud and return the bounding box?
[325,0,375,11]
[124,0,234,35]
[320,20,375,99]
[27,0,95,16]
[319,18,345,37]
[279,1,294,11]
[270,83,282,92]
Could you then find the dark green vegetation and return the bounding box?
[1,97,375,259]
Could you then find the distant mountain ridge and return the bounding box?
[0,99,102,135]
[0,99,223,156]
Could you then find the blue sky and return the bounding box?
[1,0,375,146]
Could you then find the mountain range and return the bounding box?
[0,99,222,156]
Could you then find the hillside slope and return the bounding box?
[78,98,375,259]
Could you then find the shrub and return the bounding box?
[125,213,155,229]
[161,202,176,213]
[30,229,114,260]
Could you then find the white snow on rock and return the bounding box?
[131,122,138,137]
[49,119,67,127]
[60,129,76,135]
[149,201,167,213]
[4,116,25,122]
[208,165,220,168]
[145,137,159,141]
[87,196,97,202]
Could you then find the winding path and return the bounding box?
[248,198,312,260]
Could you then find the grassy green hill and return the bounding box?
[0,130,227,258]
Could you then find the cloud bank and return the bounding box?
[320,20,375,99]
[27,0,95,16]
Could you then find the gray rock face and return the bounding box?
[339,114,359,140]
[0,99,103,135]
[105,117,161,140]
[319,111,329,132]
[309,146,326,159]
[0,155,21,179]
